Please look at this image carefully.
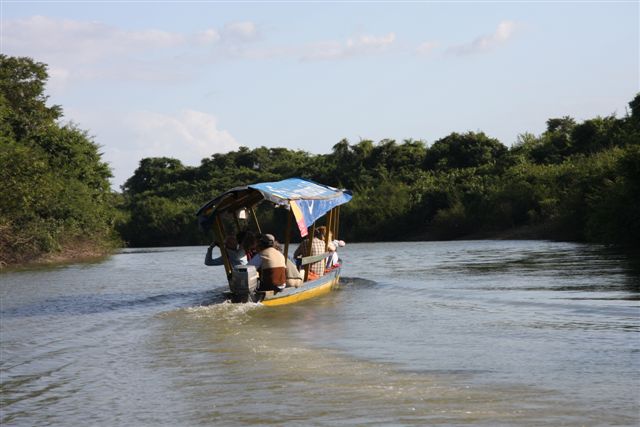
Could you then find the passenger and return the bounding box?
[205,235,248,267]
[293,226,327,280]
[248,234,286,292]
[326,239,346,269]
[326,242,338,269]
[286,257,304,288]
[236,230,247,248]
[271,237,303,287]
[241,231,258,261]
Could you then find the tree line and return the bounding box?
[1,55,638,266]
[119,108,639,248]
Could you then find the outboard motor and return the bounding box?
[230,265,259,303]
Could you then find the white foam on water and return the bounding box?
[184,300,262,319]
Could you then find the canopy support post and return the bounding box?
[250,206,262,234]
[284,208,293,260]
[214,215,232,280]
[325,209,333,251]
[304,222,316,281]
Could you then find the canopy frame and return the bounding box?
[196,178,351,281]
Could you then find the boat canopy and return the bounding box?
[196,178,352,237]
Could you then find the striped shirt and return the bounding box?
[294,237,326,277]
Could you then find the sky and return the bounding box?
[2,1,638,189]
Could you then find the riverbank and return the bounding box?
[4,224,636,271]
[0,239,115,271]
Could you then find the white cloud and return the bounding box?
[65,108,239,189]
[46,66,71,92]
[125,110,239,161]
[4,15,400,84]
[125,28,186,48]
[301,32,396,61]
[195,28,221,44]
[416,41,439,56]
[2,16,258,88]
[447,20,517,56]
[4,15,185,61]
[222,21,259,42]
[204,31,398,62]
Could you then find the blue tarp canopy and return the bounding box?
[196,178,352,237]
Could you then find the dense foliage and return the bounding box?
[0,55,117,266]
[119,95,639,249]
[2,54,637,266]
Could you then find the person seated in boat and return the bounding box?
[248,233,286,292]
[285,257,304,288]
[326,239,346,270]
[205,235,248,267]
[326,241,338,270]
[240,231,258,261]
[293,226,327,280]
[270,238,304,288]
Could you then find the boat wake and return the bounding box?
[184,300,262,320]
[1,289,221,318]
[339,277,380,288]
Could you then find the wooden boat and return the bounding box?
[196,178,352,306]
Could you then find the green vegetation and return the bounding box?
[119,96,639,248]
[1,54,638,267]
[0,55,118,266]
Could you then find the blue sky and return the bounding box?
[2,1,638,189]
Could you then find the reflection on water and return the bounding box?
[1,241,639,426]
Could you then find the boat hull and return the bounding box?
[260,267,340,306]
[225,267,341,306]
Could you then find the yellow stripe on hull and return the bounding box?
[260,275,340,307]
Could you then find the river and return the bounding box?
[1,240,639,426]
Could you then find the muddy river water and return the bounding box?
[1,240,638,426]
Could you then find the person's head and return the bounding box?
[242,231,257,251]
[236,230,247,246]
[258,233,276,250]
[315,226,326,240]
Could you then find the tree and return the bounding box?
[424,131,507,170]
[529,116,576,163]
[122,157,186,194]
[0,55,115,265]
[0,55,61,140]
[585,145,640,247]
[570,116,619,155]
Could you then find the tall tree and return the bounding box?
[424,131,507,170]
[0,55,115,266]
